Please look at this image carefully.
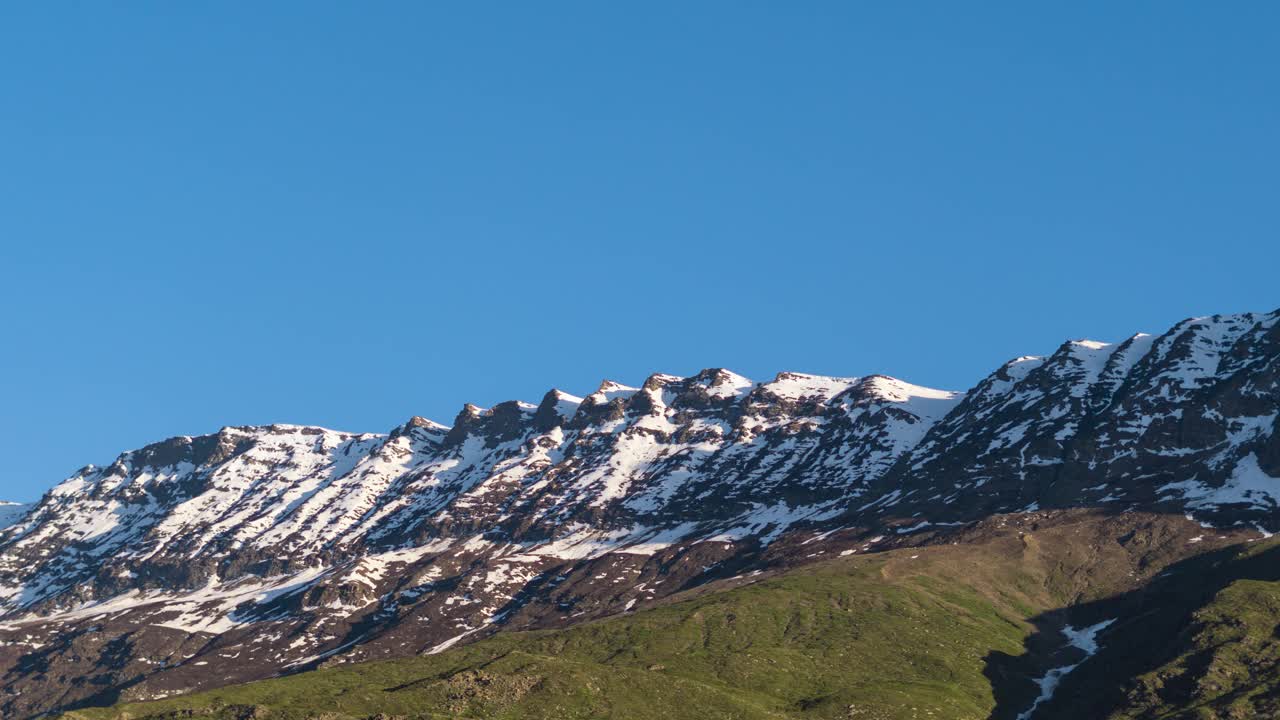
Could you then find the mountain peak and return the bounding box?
[405,415,449,431]
[641,373,684,390]
[586,380,639,404]
[1070,338,1112,350]
[854,374,961,404]
[760,371,860,402]
[691,368,754,400]
[533,389,583,431]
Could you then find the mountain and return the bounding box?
[1,309,1277,719]
[874,311,1280,529]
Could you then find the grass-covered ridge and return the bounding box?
[59,512,1254,720]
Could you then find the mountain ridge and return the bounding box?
[1,308,1277,719]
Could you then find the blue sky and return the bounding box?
[2,3,1277,501]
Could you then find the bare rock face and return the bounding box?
[0,309,1277,718]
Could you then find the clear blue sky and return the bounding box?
[2,3,1277,501]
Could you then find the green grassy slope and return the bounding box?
[1059,537,1280,720]
[1116,578,1280,719]
[58,512,1248,720]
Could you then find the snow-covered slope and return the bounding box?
[0,308,1277,720]
[878,311,1280,526]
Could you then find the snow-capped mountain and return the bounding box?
[875,311,1280,528]
[0,310,1276,719]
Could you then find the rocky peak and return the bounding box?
[444,401,536,447]
[690,368,754,397]
[588,380,640,404]
[570,380,638,426]
[641,372,684,391]
[847,375,961,408]
[388,415,450,441]
[532,389,583,432]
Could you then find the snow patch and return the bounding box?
[1017,619,1115,720]
[1159,454,1280,511]
[762,372,859,401]
[587,381,638,404]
